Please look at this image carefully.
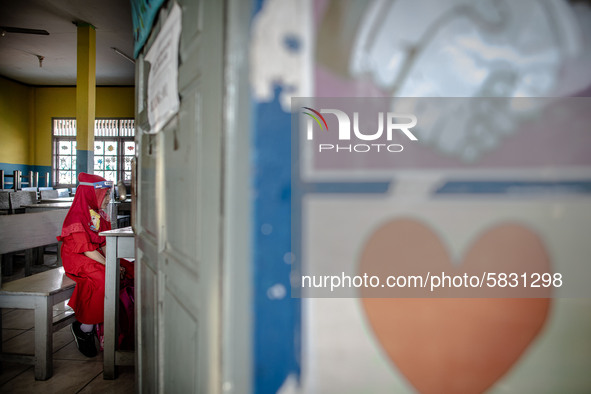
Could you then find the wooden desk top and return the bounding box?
[21,202,72,209]
[40,197,74,203]
[100,226,134,237]
[22,202,71,209]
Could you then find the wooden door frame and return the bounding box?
[220,0,253,393]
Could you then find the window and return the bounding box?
[93,119,135,183]
[52,118,135,187]
[53,119,77,186]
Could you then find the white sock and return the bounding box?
[80,323,94,333]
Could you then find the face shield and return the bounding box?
[80,180,115,223]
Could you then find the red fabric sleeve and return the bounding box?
[67,231,100,254]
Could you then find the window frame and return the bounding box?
[52,117,135,188]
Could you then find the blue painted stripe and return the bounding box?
[303,182,391,194]
[76,149,94,176]
[32,166,52,187]
[434,181,591,195]
[0,163,52,187]
[252,0,265,17]
[252,85,300,394]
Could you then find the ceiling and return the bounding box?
[0,0,135,86]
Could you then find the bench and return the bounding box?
[0,209,76,380]
[0,268,76,380]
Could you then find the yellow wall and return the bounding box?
[96,87,135,118]
[34,86,135,166]
[1,79,134,167]
[0,77,33,165]
[34,88,77,166]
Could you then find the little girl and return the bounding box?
[58,172,113,357]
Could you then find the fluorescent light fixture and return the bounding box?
[111,47,135,64]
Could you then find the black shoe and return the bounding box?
[71,321,98,357]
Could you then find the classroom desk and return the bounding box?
[99,226,135,379]
[40,197,74,203]
[22,202,71,212]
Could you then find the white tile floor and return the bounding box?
[1,252,135,393]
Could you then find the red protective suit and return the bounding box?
[57,173,112,324]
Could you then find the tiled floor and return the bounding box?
[1,252,135,393]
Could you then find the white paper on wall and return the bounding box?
[144,2,181,134]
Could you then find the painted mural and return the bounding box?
[250,0,591,393]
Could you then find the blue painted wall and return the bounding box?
[76,149,94,177]
[251,83,300,394]
[0,163,52,188]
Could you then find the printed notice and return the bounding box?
[144,3,181,133]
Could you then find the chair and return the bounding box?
[22,186,39,200]
[0,191,10,215]
[8,191,37,214]
[40,189,59,200]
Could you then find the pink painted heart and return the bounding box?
[359,218,551,394]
